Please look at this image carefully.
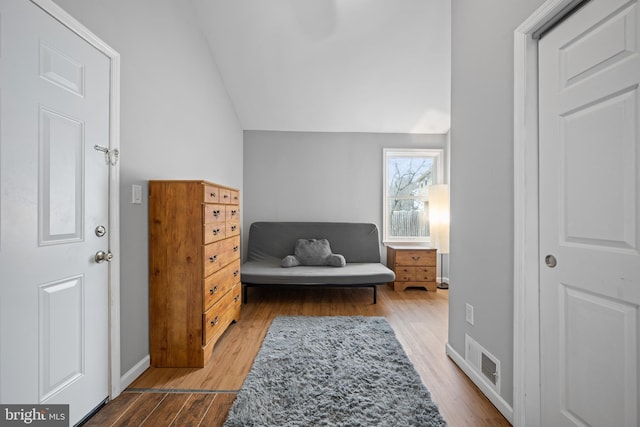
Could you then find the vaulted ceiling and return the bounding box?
[191,0,451,134]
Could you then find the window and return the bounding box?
[383,149,444,243]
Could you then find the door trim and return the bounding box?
[30,0,122,400]
[513,1,578,426]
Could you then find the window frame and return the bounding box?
[382,148,444,244]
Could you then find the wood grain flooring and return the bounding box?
[85,285,511,426]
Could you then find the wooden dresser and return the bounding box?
[386,245,437,292]
[149,180,241,367]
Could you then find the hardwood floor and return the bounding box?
[86,285,511,426]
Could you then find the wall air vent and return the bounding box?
[465,334,501,393]
[481,353,498,385]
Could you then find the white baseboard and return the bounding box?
[438,276,450,285]
[445,343,513,424]
[120,355,150,391]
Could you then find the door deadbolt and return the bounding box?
[545,254,557,268]
[95,225,106,237]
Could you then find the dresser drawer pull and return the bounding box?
[412,256,421,261]
[234,295,240,302]
[210,192,216,198]
[224,194,229,199]
[231,210,237,216]
[212,228,221,235]
[209,255,218,263]
[213,210,221,217]
[209,286,218,295]
[233,270,239,277]
[231,225,237,231]
[233,246,239,252]
[210,316,219,326]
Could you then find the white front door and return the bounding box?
[539,0,640,426]
[0,0,112,424]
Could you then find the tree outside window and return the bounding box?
[383,149,444,243]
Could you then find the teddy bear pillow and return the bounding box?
[281,238,346,267]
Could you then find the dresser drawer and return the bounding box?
[396,250,436,266]
[203,259,241,311]
[203,204,225,224]
[204,184,220,203]
[203,236,241,277]
[226,221,240,238]
[203,290,232,345]
[219,188,231,204]
[202,284,241,345]
[226,205,240,222]
[203,222,226,244]
[229,190,240,205]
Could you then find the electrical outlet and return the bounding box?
[466,303,474,325]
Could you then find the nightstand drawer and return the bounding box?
[415,266,437,281]
[396,250,436,266]
[395,266,437,281]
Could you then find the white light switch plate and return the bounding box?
[466,303,474,325]
[132,184,142,204]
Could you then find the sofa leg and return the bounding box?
[373,285,377,304]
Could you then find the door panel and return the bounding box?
[0,0,111,424]
[39,107,84,244]
[539,1,640,426]
[561,88,636,250]
[39,276,84,402]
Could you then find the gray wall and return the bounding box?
[54,0,243,376]
[450,0,546,406]
[243,131,447,262]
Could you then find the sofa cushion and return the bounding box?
[243,257,395,286]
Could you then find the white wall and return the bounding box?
[449,0,546,408]
[53,0,243,376]
[243,131,447,261]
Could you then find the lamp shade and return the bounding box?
[428,184,449,254]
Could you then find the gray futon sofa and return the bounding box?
[241,222,395,303]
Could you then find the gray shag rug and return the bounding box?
[224,316,447,426]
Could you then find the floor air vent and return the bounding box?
[465,334,500,393]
